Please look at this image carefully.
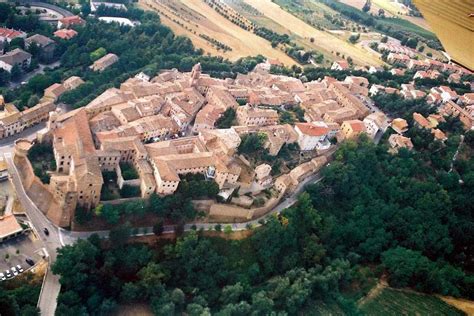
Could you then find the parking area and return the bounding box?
[0,229,45,279]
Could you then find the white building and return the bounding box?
[295,122,330,151]
[363,112,388,138]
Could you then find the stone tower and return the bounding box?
[47,110,59,131]
[190,62,202,87]
[14,139,32,159]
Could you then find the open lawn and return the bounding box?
[243,0,383,67]
[360,287,466,316]
[138,0,295,65]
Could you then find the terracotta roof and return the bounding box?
[0,28,25,40]
[432,128,447,141]
[44,83,66,99]
[90,53,119,71]
[0,215,23,239]
[345,120,365,132]
[54,29,78,40]
[334,60,349,69]
[296,122,329,136]
[389,134,413,150]
[54,108,96,158]
[63,76,84,90]
[59,15,85,27]
[413,112,431,128]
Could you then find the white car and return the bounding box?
[16,265,23,273]
[11,267,18,276]
[0,273,5,281]
[5,270,12,278]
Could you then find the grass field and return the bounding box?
[138,0,295,65]
[242,0,383,67]
[378,17,436,41]
[360,287,466,316]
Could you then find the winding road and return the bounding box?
[4,152,62,316]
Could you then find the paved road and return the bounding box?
[4,152,62,316]
[0,124,46,152]
[63,158,327,241]
[9,61,61,89]
[449,134,464,173]
[15,1,73,17]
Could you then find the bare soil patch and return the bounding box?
[439,296,474,316]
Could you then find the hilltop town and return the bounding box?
[0,0,473,315]
[7,41,473,230]
[10,61,385,227]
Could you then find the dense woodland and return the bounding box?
[0,273,41,315]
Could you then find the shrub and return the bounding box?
[120,185,140,198]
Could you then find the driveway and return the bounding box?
[9,61,61,89]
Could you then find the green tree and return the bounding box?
[224,225,232,235]
[108,223,131,247]
[27,95,39,107]
[382,247,431,288]
[10,64,22,81]
[9,37,24,50]
[215,108,236,128]
[153,220,164,236]
[238,133,267,155]
[101,204,120,224]
[90,47,107,62]
[220,283,243,305]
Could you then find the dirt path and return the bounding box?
[243,0,383,67]
[358,279,388,307]
[439,296,474,316]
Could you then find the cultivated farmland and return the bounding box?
[242,0,383,66]
[340,0,432,31]
[360,287,465,316]
[138,0,296,65]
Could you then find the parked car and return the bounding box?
[5,270,12,278]
[25,258,35,266]
[43,228,49,236]
[0,273,5,281]
[16,265,24,273]
[11,267,18,276]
